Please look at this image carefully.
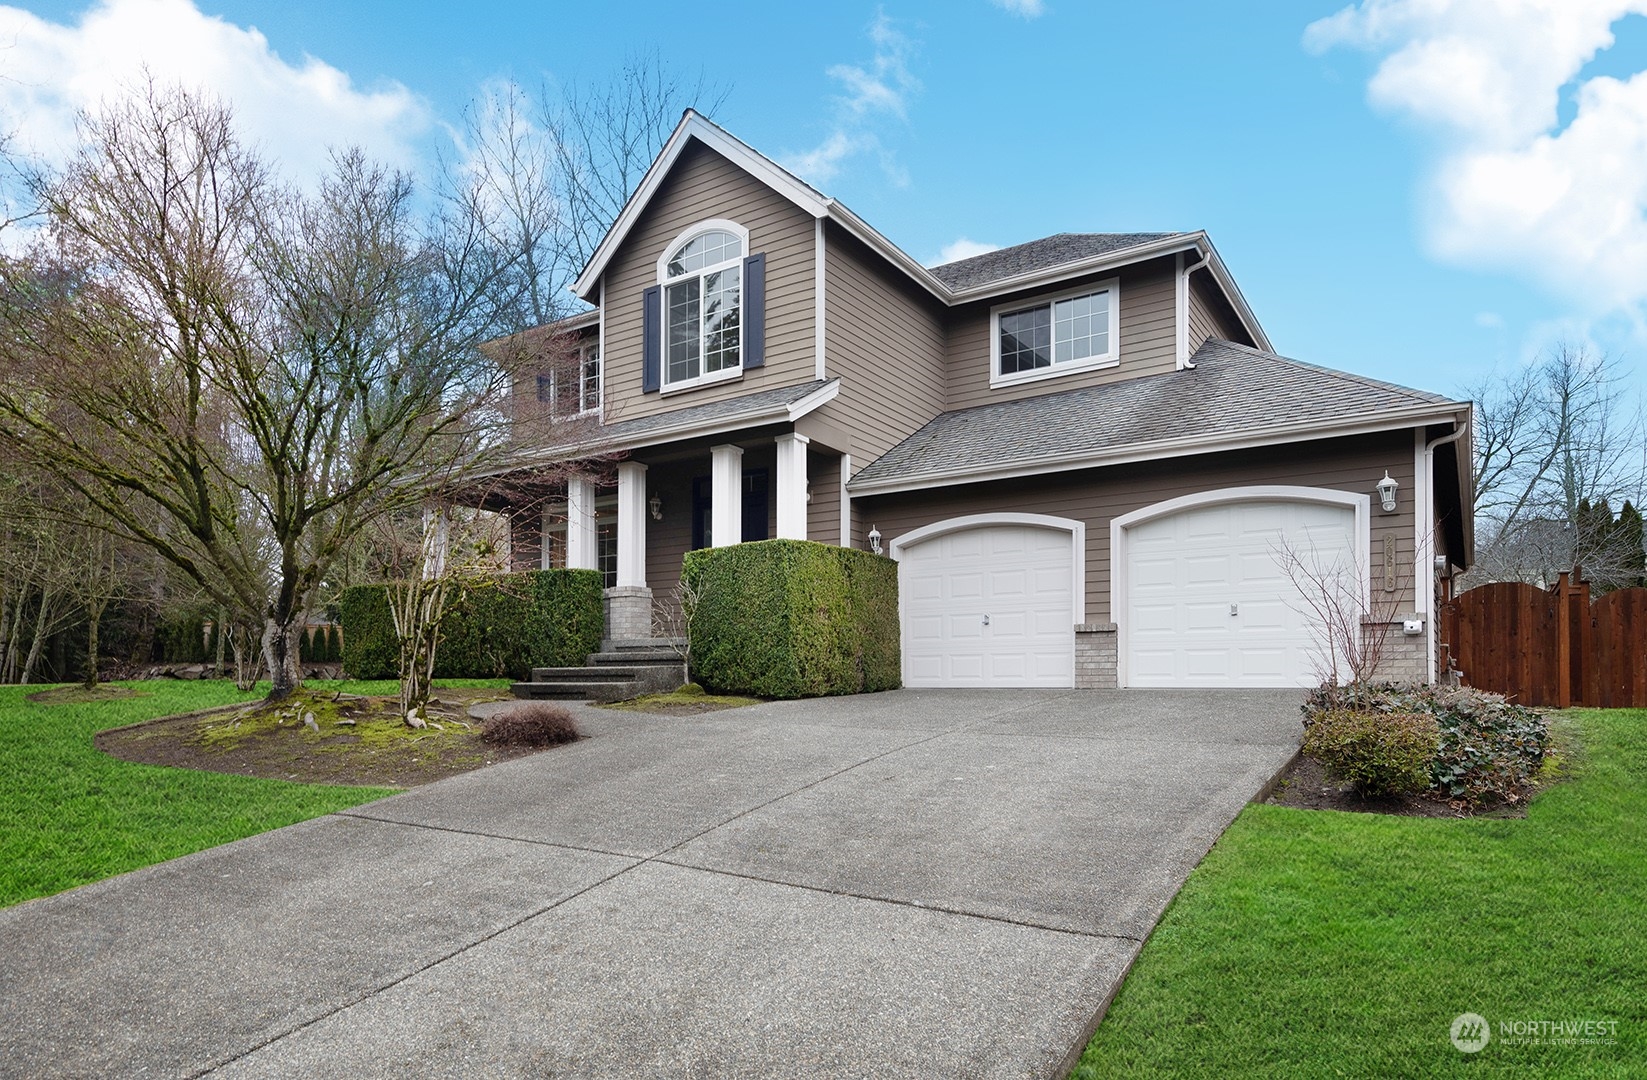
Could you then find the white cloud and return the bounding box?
[782,12,921,187]
[0,0,430,180]
[931,237,1001,265]
[991,0,1046,17]
[1307,1,1647,314]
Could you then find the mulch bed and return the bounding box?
[97,687,554,788]
[1265,754,1529,819]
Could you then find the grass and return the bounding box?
[1074,710,1647,1077]
[0,678,497,909]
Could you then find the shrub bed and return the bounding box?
[1301,708,1440,796]
[339,570,604,680]
[1302,683,1549,805]
[682,539,899,699]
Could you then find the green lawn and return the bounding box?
[0,679,501,909]
[1075,709,1647,1077]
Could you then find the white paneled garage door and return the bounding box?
[1123,499,1358,688]
[900,525,1075,688]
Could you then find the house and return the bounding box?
[474,110,1473,690]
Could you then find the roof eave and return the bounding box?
[1198,237,1273,352]
[463,380,842,482]
[571,111,831,301]
[847,402,1471,496]
[939,234,1204,303]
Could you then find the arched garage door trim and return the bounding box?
[1110,486,1371,688]
[891,513,1086,687]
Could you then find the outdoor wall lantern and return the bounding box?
[1376,471,1399,513]
[868,525,882,555]
[649,493,663,521]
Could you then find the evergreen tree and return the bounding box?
[1617,501,1646,589]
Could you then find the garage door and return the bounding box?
[1124,500,1356,687]
[900,525,1075,687]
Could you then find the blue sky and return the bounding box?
[4,0,1647,401]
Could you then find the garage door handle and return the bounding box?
[1229,604,1238,616]
[982,614,990,626]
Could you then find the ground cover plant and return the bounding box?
[599,683,765,716]
[1305,682,1550,808]
[0,681,395,907]
[101,680,517,787]
[1074,710,1645,1077]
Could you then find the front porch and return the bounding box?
[501,426,850,640]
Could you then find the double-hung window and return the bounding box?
[990,279,1119,387]
[535,342,601,418]
[660,223,744,391]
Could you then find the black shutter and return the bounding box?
[642,285,661,393]
[742,252,765,370]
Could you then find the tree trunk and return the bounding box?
[82,597,107,689]
[19,595,52,685]
[261,617,303,701]
[214,606,227,678]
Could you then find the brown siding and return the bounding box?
[855,430,1419,623]
[823,224,948,462]
[1187,271,1242,353]
[808,451,842,544]
[601,141,817,423]
[943,256,1180,411]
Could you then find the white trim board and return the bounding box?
[1109,486,1371,688]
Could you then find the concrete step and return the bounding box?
[529,666,641,682]
[511,679,640,702]
[586,649,682,665]
[602,637,686,652]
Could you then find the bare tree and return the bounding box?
[0,82,532,701]
[460,54,728,330]
[1275,535,1419,697]
[1465,344,1646,589]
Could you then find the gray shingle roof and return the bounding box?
[849,340,1461,488]
[927,233,1186,291]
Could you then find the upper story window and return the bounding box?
[535,341,601,418]
[990,279,1120,388]
[658,220,747,391]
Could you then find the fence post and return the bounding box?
[1556,571,1572,708]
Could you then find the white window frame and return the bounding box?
[988,277,1121,389]
[541,494,619,587]
[657,218,749,395]
[535,340,602,419]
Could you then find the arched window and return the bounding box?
[658,220,746,388]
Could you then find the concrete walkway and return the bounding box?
[0,688,1302,1079]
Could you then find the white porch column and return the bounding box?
[775,433,810,540]
[710,444,744,547]
[539,503,554,570]
[616,461,648,588]
[566,476,597,570]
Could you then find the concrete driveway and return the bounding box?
[0,688,1302,1079]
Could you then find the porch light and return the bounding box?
[649,492,663,521]
[868,525,882,555]
[1376,471,1399,513]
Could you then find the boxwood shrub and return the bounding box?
[682,539,899,698]
[339,569,604,680]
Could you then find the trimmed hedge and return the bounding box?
[339,569,604,680]
[682,539,899,698]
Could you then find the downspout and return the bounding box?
[1422,418,1469,683]
[1178,247,1213,369]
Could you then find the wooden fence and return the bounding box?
[1439,573,1647,707]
